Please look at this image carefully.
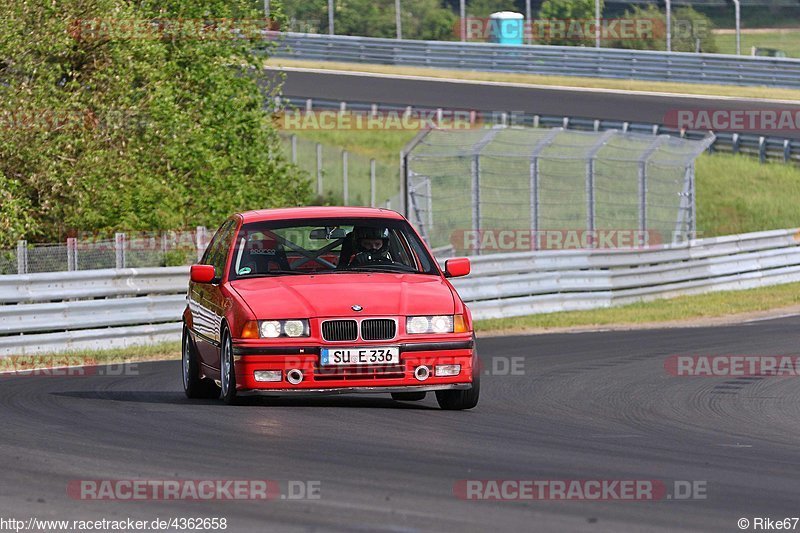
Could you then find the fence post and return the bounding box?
[529,129,561,249]
[316,143,323,195]
[115,232,127,268]
[16,240,27,275]
[759,136,766,163]
[638,136,668,238]
[67,237,78,271]
[161,232,169,265]
[342,150,349,205]
[470,129,502,252]
[586,130,616,245]
[195,226,206,262]
[689,164,697,241]
[370,159,377,207]
[305,98,313,112]
[471,153,481,247]
[290,134,297,164]
[784,139,791,162]
[400,130,432,219]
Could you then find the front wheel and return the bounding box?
[220,328,239,405]
[435,344,480,410]
[182,326,220,399]
[435,372,480,410]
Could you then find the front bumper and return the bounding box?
[231,339,475,391]
[238,384,471,397]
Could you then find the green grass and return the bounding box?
[283,128,417,164]
[2,342,180,369]
[715,30,800,58]
[475,282,800,333]
[696,153,800,237]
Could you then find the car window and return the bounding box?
[201,218,237,278]
[228,218,437,279]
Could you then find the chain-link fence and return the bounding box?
[405,126,715,254]
[1,229,210,276]
[281,134,402,209]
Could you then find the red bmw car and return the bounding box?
[182,207,479,409]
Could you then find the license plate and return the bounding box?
[320,347,400,366]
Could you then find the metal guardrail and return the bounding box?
[2,228,800,355]
[271,32,800,89]
[280,96,800,165]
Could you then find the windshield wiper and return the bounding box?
[236,270,309,277]
[337,266,416,274]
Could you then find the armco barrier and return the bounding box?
[270,32,800,89]
[1,228,799,355]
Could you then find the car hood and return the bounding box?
[231,273,456,318]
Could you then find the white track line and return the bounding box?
[268,65,800,105]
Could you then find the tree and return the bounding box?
[609,5,717,53]
[537,0,601,46]
[279,0,457,40]
[467,0,518,19]
[0,0,310,246]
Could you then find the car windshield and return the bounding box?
[228,217,438,279]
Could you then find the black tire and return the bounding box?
[182,326,220,399]
[435,342,480,410]
[220,328,240,405]
[391,392,427,402]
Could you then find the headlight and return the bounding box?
[258,319,309,338]
[260,321,282,338]
[283,320,306,338]
[406,315,455,334]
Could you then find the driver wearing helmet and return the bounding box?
[349,226,392,266]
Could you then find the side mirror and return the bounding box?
[444,258,470,278]
[190,264,216,284]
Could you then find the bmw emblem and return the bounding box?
[351,305,363,312]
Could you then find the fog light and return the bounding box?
[254,370,282,382]
[435,364,461,377]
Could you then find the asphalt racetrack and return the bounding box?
[274,68,800,139]
[2,316,800,532]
